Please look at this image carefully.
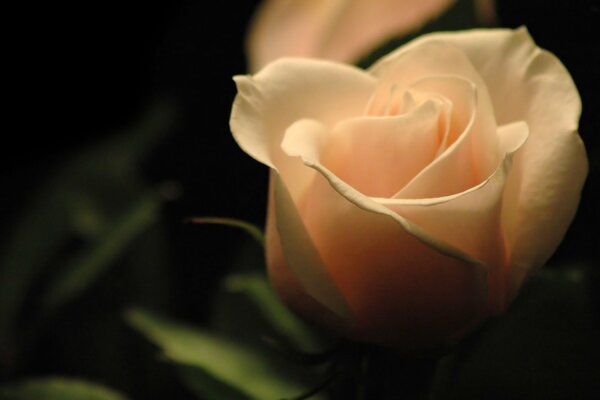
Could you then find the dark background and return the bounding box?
[1,1,598,398]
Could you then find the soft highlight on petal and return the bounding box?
[323,99,444,197]
[283,119,482,265]
[230,58,376,170]
[369,42,500,199]
[270,173,354,323]
[394,75,498,199]
[380,121,529,313]
[296,165,488,350]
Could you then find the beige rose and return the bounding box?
[230,28,587,351]
[246,0,497,72]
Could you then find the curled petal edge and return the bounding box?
[281,121,482,266]
[282,119,529,267]
[272,173,355,325]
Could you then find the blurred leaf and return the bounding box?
[177,366,250,400]
[431,265,600,400]
[0,376,129,400]
[357,0,488,69]
[220,272,326,354]
[39,191,164,317]
[125,308,326,400]
[187,217,264,247]
[0,102,173,372]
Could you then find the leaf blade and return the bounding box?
[125,308,326,400]
[0,376,129,400]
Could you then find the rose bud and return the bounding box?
[230,28,587,351]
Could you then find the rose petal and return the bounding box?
[395,75,499,200]
[321,99,444,197]
[370,40,491,99]
[281,118,481,265]
[278,114,491,344]
[293,162,488,349]
[379,121,529,312]
[280,118,494,335]
[230,60,374,326]
[265,179,352,334]
[230,58,376,172]
[369,42,500,199]
[389,28,587,291]
[268,172,354,323]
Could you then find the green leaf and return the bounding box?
[177,366,250,400]
[187,217,265,247]
[0,377,129,400]
[125,308,327,400]
[0,102,173,372]
[39,191,164,317]
[431,265,600,400]
[219,272,326,354]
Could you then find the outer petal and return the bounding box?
[380,121,530,312]
[267,173,354,324]
[230,60,376,327]
[265,185,351,335]
[292,162,488,350]
[377,28,587,292]
[230,58,376,174]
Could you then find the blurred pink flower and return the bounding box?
[247,0,469,71]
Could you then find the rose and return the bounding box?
[246,0,496,72]
[230,28,587,351]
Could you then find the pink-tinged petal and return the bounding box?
[246,0,346,72]
[265,187,351,336]
[379,121,529,313]
[321,99,444,198]
[503,131,587,301]
[246,0,457,71]
[281,118,481,265]
[369,42,500,198]
[267,172,354,323]
[370,40,490,96]
[295,166,488,350]
[280,116,490,346]
[319,0,457,63]
[393,75,499,199]
[230,58,376,171]
[395,28,587,289]
[262,120,354,326]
